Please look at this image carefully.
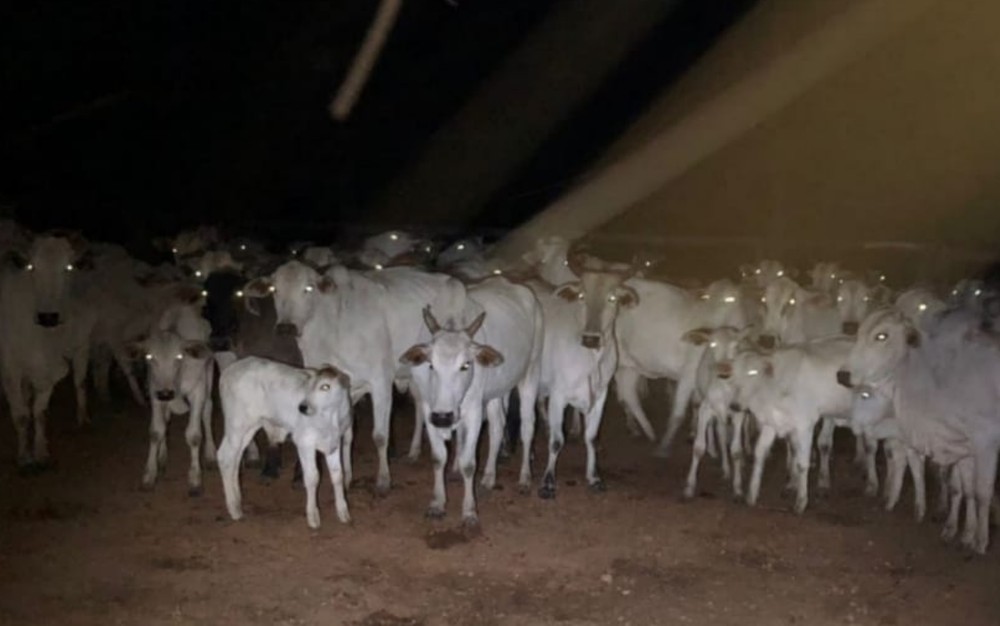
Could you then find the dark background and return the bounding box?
[1,1,755,251]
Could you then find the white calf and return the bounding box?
[217,357,353,529]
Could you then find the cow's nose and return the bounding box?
[757,334,776,350]
[155,390,176,402]
[298,402,311,415]
[729,402,742,412]
[836,370,853,388]
[275,322,298,337]
[581,334,601,350]
[36,312,60,327]
[429,412,456,428]
[715,362,733,379]
[209,336,232,352]
[842,321,859,336]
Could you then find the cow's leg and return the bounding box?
[92,349,113,404]
[71,347,90,426]
[934,463,950,521]
[713,411,731,480]
[342,421,354,488]
[370,386,393,495]
[539,394,567,500]
[517,381,538,493]
[906,448,927,522]
[971,445,998,554]
[142,402,168,490]
[481,398,504,491]
[583,388,610,491]
[425,412,448,518]
[296,443,322,529]
[113,346,147,406]
[704,409,719,459]
[683,402,713,500]
[942,464,962,542]
[568,408,583,440]
[459,403,485,527]
[324,442,351,524]
[656,364,697,457]
[816,417,835,495]
[217,424,259,522]
[185,392,206,496]
[863,434,879,498]
[729,410,747,499]
[883,439,906,512]
[30,382,56,468]
[791,427,813,515]
[4,373,33,468]
[200,368,217,469]
[450,422,466,480]
[746,425,777,507]
[615,368,656,443]
[407,387,424,462]
[783,439,797,496]
[615,374,642,439]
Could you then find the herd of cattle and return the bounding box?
[2,222,999,554]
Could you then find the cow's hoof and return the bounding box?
[681,488,696,502]
[652,446,671,460]
[518,482,532,496]
[187,485,203,498]
[462,515,481,534]
[374,480,391,498]
[538,485,556,500]
[425,506,445,520]
[139,480,155,492]
[588,479,607,493]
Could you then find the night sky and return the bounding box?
[2,1,755,252]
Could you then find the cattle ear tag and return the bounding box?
[475,345,504,367]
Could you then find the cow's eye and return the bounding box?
[760,296,766,303]
[788,298,796,306]
[457,244,465,251]
[171,247,178,254]
[320,383,331,391]
[239,244,246,251]
[700,294,710,301]
[200,290,208,297]
[235,290,244,298]
[562,260,569,267]
[754,268,761,275]
[863,296,869,302]
[268,285,276,293]
[874,332,888,341]
[837,296,843,302]
[723,296,735,303]
[709,341,718,348]
[747,369,759,376]
[860,390,872,399]
[460,362,471,371]
[175,353,184,360]
[608,294,617,303]
[145,353,153,361]
[65,264,74,272]
[776,270,784,277]
[304,285,314,293]
[830,273,836,279]
[917,303,927,312]
[26,263,34,272]
[577,292,584,300]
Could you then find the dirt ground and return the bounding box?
[1,382,998,626]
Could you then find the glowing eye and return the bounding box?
[760,296,766,303]
[145,353,153,361]
[875,332,888,341]
[863,296,869,302]
[268,285,276,293]
[776,270,784,277]
[723,296,736,303]
[235,290,244,298]
[563,260,569,266]
[951,289,958,296]
[460,362,471,371]
[644,260,652,267]
[860,391,872,399]
[374,263,384,271]
[788,298,796,306]
[493,269,502,275]
[830,273,836,279]
[754,268,761,275]
[837,296,843,303]
[65,264,74,272]
[424,246,432,253]
[175,353,184,360]
[171,247,178,254]
[918,303,927,311]
[194,270,202,278]
[608,294,618,303]
[709,341,718,348]
[240,244,246,251]
[304,285,314,293]
[457,244,465,251]
[389,233,399,241]
[26,263,34,271]
[578,292,584,300]
[700,294,710,301]
[974,289,982,297]
[747,369,760,376]
[879,275,886,282]
[320,383,331,391]
[200,290,208,297]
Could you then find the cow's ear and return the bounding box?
[616,286,639,308]
[474,344,504,368]
[74,249,96,270]
[317,275,335,294]
[682,328,712,345]
[125,341,147,361]
[6,250,29,270]
[183,341,212,360]
[400,344,429,366]
[243,277,272,298]
[554,283,582,302]
[906,327,921,347]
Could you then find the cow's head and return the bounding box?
[893,287,945,327]
[757,277,829,349]
[836,279,874,336]
[694,279,747,328]
[837,308,918,390]
[740,259,790,288]
[8,232,93,328]
[127,330,211,402]
[243,260,335,338]
[553,246,639,350]
[157,226,219,265]
[399,307,503,429]
[807,261,844,294]
[297,364,351,417]
[201,269,249,351]
[683,325,746,379]
[726,348,775,412]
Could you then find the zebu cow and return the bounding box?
[0,233,97,470]
[127,301,215,495]
[357,230,433,270]
[218,358,353,529]
[158,226,219,268]
[836,279,888,337]
[295,246,340,271]
[435,236,491,270]
[614,278,748,456]
[757,276,840,349]
[740,259,788,289]
[244,261,466,494]
[729,336,854,513]
[838,308,1000,553]
[530,252,639,498]
[809,262,848,295]
[400,278,542,524]
[895,287,947,327]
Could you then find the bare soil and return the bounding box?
[1,382,998,626]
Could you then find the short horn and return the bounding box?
[422,305,442,334]
[465,311,486,337]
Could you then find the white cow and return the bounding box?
[836,279,888,337]
[357,230,432,269]
[614,277,749,457]
[435,236,491,270]
[729,336,854,514]
[740,259,789,289]
[296,246,340,271]
[895,287,947,328]
[128,299,215,494]
[218,358,353,529]
[757,276,840,349]
[0,233,97,470]
[400,279,542,524]
[838,308,1000,553]
[159,226,219,267]
[244,261,466,494]
[808,261,849,295]
[530,255,640,498]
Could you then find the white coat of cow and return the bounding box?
[217,357,353,528]
[400,277,542,524]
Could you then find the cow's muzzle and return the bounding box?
[430,411,456,428]
[729,402,742,412]
[842,321,859,336]
[155,389,176,402]
[836,370,853,388]
[36,312,60,327]
[275,322,299,337]
[715,362,732,379]
[298,402,312,416]
[757,334,776,350]
[581,333,601,350]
